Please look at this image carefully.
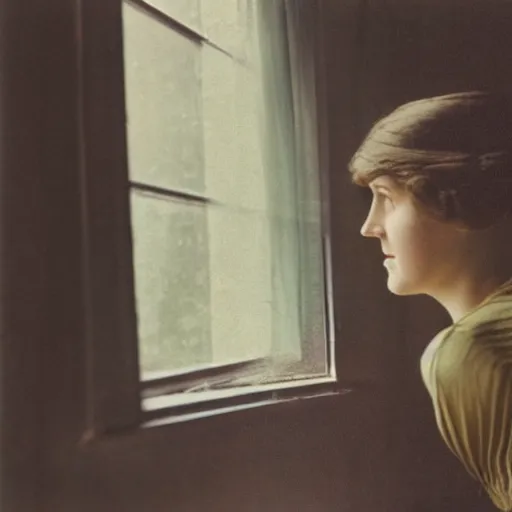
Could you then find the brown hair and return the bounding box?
[349,91,512,229]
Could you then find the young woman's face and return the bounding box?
[360,175,469,296]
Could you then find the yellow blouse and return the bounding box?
[421,279,512,511]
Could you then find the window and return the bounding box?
[85,0,335,426]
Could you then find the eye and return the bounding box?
[375,191,394,207]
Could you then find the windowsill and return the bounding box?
[141,376,348,426]
[142,377,350,428]
[143,375,338,410]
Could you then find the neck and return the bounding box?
[431,269,512,323]
[431,219,512,322]
[433,279,505,322]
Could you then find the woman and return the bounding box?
[349,91,512,510]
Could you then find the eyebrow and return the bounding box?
[370,184,392,193]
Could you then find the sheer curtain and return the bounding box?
[254,0,326,371]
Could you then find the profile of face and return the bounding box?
[361,175,470,297]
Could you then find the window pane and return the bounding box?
[130,192,211,377]
[123,3,205,195]
[144,0,201,30]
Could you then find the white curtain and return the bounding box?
[254,0,326,370]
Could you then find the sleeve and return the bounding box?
[429,321,512,511]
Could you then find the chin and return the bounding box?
[386,276,421,296]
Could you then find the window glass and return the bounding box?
[123,4,205,194]
[123,0,329,389]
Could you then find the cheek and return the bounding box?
[392,220,437,267]
[398,221,455,272]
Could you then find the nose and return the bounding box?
[360,212,384,238]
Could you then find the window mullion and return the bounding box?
[130,180,211,205]
[126,0,241,62]
[127,0,207,43]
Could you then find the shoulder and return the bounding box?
[459,296,512,331]
[432,299,512,387]
[421,295,512,396]
[446,299,512,357]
